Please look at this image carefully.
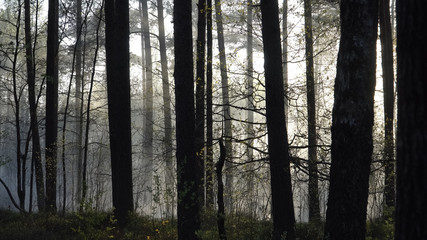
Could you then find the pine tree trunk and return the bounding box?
[105,0,134,225]
[156,0,174,218]
[45,0,59,212]
[324,1,378,239]
[395,1,427,238]
[260,0,296,239]
[174,0,201,238]
[304,0,320,222]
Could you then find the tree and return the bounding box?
[214,0,233,211]
[304,0,320,222]
[195,0,206,207]
[105,0,134,225]
[324,0,378,239]
[24,0,45,212]
[395,0,427,238]
[140,0,154,209]
[205,0,214,209]
[260,0,296,239]
[156,0,174,218]
[379,0,395,210]
[45,0,59,212]
[174,0,201,238]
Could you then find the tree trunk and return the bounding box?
[75,0,84,211]
[304,0,320,222]
[260,0,296,239]
[379,0,395,210]
[45,0,59,212]
[216,138,227,240]
[205,0,214,209]
[324,1,378,239]
[141,0,154,210]
[195,0,206,208]
[246,0,256,217]
[282,0,288,124]
[174,0,201,238]
[395,1,427,238]
[105,0,134,225]
[214,0,233,212]
[156,0,174,218]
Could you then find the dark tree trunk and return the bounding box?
[214,0,233,211]
[379,0,395,210]
[45,0,59,212]
[195,0,206,207]
[174,0,201,238]
[304,0,320,222]
[156,0,174,218]
[205,0,214,209]
[395,0,427,238]
[260,0,296,239]
[282,0,288,123]
[324,1,378,239]
[24,0,45,212]
[105,0,134,225]
[216,138,227,240]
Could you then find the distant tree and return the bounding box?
[260,0,296,239]
[174,0,201,239]
[379,0,395,210]
[24,0,45,212]
[304,0,320,222]
[105,0,134,225]
[324,0,378,239]
[214,0,233,211]
[140,0,154,209]
[395,0,427,238]
[156,0,174,218]
[45,0,59,212]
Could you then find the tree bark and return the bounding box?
[174,0,201,238]
[216,138,227,240]
[304,0,320,222]
[195,0,206,207]
[395,0,427,238]
[260,0,296,239]
[205,0,214,209]
[105,0,134,225]
[324,1,378,239]
[45,0,59,212]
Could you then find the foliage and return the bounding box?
[366,207,395,240]
[295,221,324,240]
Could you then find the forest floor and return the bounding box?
[0,209,392,240]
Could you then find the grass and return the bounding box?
[0,209,394,239]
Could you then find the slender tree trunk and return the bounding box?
[282,0,288,124]
[105,0,134,225]
[214,0,233,211]
[304,0,320,222]
[395,1,427,238]
[141,0,154,209]
[205,0,214,209]
[45,0,59,212]
[75,0,84,211]
[156,0,174,218]
[216,138,227,240]
[174,0,201,238]
[12,0,25,211]
[195,0,206,207]
[379,0,395,210]
[324,1,378,239]
[246,0,256,217]
[260,0,296,239]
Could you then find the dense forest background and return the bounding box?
[0,0,425,239]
